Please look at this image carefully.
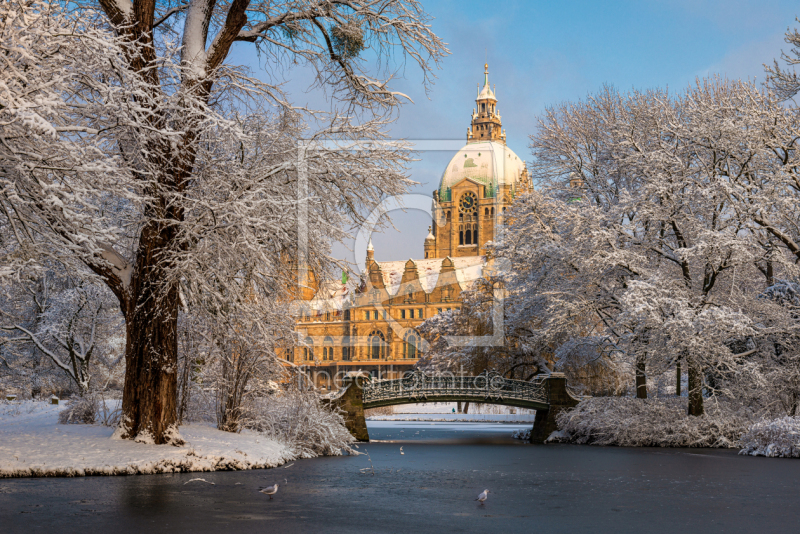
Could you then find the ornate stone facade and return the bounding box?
[286,65,531,388]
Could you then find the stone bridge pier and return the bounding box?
[327,371,580,444]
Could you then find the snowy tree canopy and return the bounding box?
[419,78,800,417]
[0,0,447,443]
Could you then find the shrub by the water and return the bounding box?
[739,416,800,458]
[551,397,753,448]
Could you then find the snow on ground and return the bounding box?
[0,401,295,478]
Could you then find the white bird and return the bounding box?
[475,489,490,504]
[259,484,279,499]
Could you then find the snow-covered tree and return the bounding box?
[0,271,124,397]
[490,79,800,416]
[0,0,447,443]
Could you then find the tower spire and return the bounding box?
[469,64,503,144]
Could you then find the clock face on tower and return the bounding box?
[459,192,477,212]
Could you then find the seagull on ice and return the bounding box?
[259,484,279,499]
[475,489,490,504]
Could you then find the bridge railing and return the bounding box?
[363,369,549,406]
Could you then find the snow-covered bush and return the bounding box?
[58,397,97,425]
[739,416,800,458]
[56,394,121,426]
[247,388,355,458]
[553,397,754,448]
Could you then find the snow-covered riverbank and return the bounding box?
[0,401,295,478]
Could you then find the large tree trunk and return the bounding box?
[687,359,704,417]
[118,224,183,445]
[635,356,647,399]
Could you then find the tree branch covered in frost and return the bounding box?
[1,272,124,397]
[1,0,444,442]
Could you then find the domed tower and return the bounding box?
[423,226,435,259]
[427,64,530,259]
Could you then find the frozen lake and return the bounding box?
[2,421,800,533]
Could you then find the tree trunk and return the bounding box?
[687,359,704,417]
[635,356,647,399]
[463,402,470,414]
[118,228,183,444]
[457,401,462,414]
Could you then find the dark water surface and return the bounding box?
[2,421,799,534]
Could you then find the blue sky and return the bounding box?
[233,0,800,269]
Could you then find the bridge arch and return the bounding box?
[327,370,580,444]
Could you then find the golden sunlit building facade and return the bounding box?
[287,65,530,386]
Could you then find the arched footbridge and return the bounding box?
[325,370,580,444]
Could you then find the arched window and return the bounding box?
[304,336,313,361]
[484,207,489,217]
[404,330,420,359]
[446,211,451,223]
[491,207,495,216]
[369,331,385,360]
[465,229,472,245]
[323,336,333,361]
[459,226,464,245]
[473,224,478,245]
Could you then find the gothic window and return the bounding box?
[484,207,489,217]
[304,336,313,361]
[465,229,472,245]
[404,330,420,359]
[369,331,385,360]
[323,336,333,361]
[459,228,464,245]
